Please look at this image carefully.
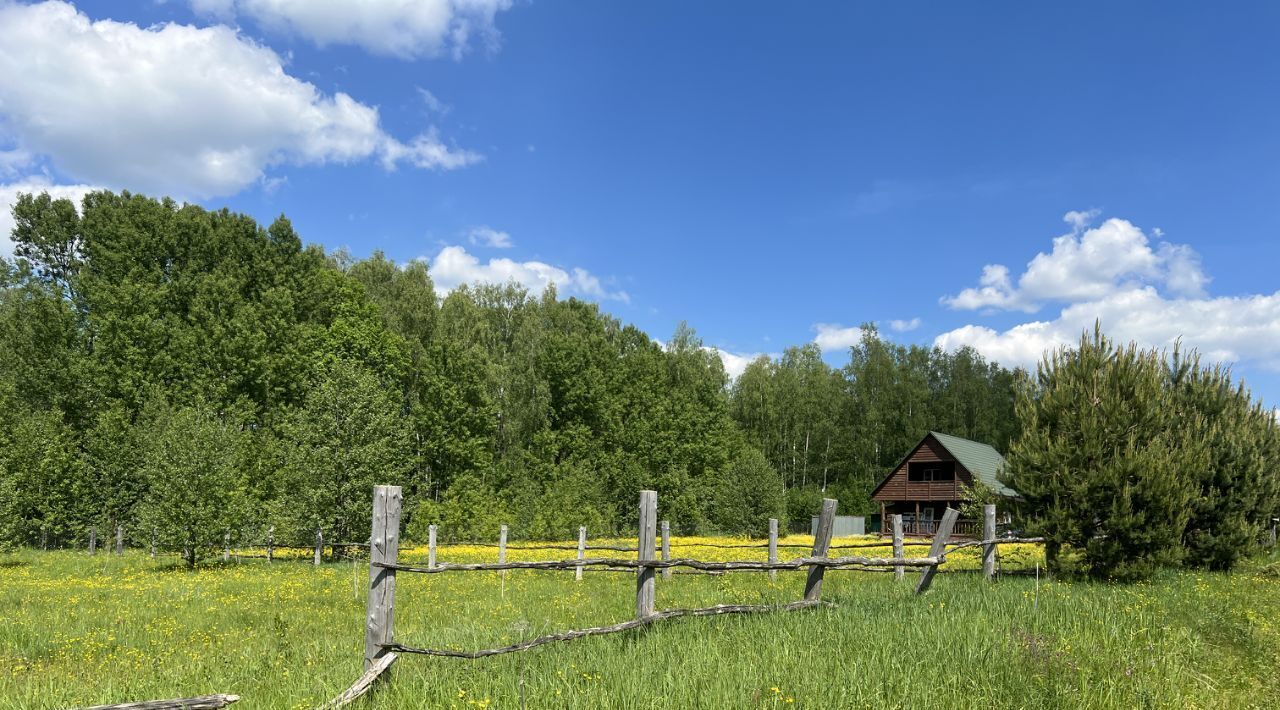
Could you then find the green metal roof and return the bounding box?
[928,431,1018,497]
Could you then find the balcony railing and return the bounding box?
[901,518,981,538]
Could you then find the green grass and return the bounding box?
[1,542,1277,709]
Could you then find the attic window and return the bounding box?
[908,461,955,482]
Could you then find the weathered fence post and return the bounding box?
[915,508,960,595]
[498,524,508,583]
[660,520,671,579]
[768,518,778,582]
[636,490,657,618]
[150,528,156,559]
[40,527,47,551]
[575,526,586,581]
[427,524,437,570]
[223,530,230,563]
[982,504,998,581]
[804,498,837,602]
[315,527,323,566]
[892,514,904,581]
[89,526,97,555]
[116,524,124,556]
[364,485,402,671]
[266,525,274,564]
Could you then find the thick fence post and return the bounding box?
[804,498,837,602]
[427,524,437,570]
[364,485,402,670]
[89,526,97,555]
[768,518,778,582]
[40,528,47,551]
[575,526,586,581]
[266,525,274,564]
[982,504,998,581]
[223,530,230,563]
[892,514,904,581]
[116,524,124,556]
[150,528,157,559]
[315,527,323,566]
[660,520,671,579]
[636,490,657,618]
[916,508,960,595]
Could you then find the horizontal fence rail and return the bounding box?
[386,600,824,660]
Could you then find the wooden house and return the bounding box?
[870,431,1017,536]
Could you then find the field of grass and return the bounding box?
[1,536,1277,709]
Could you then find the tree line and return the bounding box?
[2,191,1273,576]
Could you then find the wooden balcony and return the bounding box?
[901,518,981,538]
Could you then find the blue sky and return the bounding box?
[2,1,1279,405]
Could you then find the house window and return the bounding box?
[907,461,955,482]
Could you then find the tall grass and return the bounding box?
[0,539,1276,708]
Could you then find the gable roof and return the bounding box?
[869,431,1018,499]
[927,431,1017,497]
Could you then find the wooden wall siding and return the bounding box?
[872,435,975,502]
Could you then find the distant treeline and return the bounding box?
[0,191,1025,561]
[1,191,1274,576]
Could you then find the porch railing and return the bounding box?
[902,518,981,538]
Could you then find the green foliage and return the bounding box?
[133,401,251,567]
[1004,326,1278,579]
[706,446,786,535]
[277,358,414,544]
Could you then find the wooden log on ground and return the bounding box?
[915,508,959,595]
[364,486,402,671]
[768,518,778,582]
[804,498,837,602]
[982,504,997,581]
[575,526,586,581]
[73,694,240,709]
[892,514,904,581]
[636,490,657,618]
[388,600,823,660]
[316,652,397,709]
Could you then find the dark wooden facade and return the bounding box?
[871,434,977,536]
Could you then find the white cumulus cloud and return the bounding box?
[426,245,629,302]
[935,213,1280,373]
[0,178,101,258]
[704,348,771,381]
[197,0,514,60]
[812,323,870,353]
[942,212,1208,312]
[889,317,922,332]
[0,1,480,199]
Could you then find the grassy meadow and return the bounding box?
[1,536,1277,709]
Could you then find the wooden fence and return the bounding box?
[326,484,1040,706]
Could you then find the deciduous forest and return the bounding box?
[0,191,1021,554]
